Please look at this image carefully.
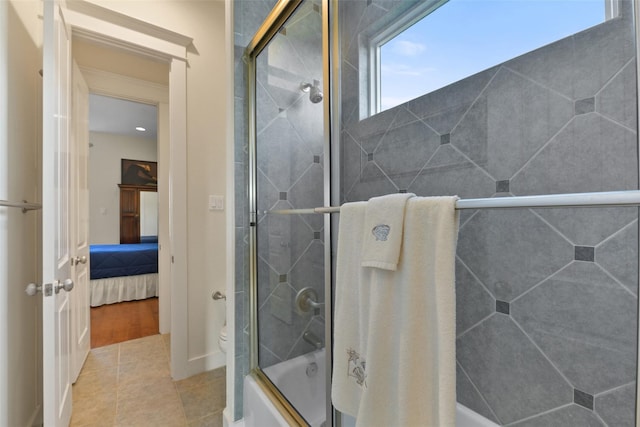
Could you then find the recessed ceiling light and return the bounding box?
[136,126,146,132]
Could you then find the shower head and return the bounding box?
[300,79,323,104]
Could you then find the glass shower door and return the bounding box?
[251,1,327,425]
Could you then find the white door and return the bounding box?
[70,60,90,382]
[42,0,74,425]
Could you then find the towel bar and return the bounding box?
[0,199,42,213]
[266,190,640,215]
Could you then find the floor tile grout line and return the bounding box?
[73,334,224,427]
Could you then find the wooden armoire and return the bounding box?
[119,184,156,243]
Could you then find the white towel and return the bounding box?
[332,196,459,427]
[361,193,415,271]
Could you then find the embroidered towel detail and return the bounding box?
[332,202,368,417]
[361,193,415,271]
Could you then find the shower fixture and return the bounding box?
[300,79,323,103]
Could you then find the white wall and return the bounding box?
[88,0,229,373]
[0,0,43,425]
[88,131,157,244]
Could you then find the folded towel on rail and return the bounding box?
[332,196,460,427]
[361,192,415,270]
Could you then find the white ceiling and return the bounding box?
[89,94,157,140]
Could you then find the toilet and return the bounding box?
[218,324,228,354]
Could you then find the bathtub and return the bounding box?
[243,349,499,427]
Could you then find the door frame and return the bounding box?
[78,66,171,334]
[63,1,191,379]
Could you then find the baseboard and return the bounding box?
[27,404,42,427]
[223,407,243,427]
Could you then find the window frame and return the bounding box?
[364,0,621,117]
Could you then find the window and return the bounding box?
[371,0,614,114]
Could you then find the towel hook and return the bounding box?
[212,291,226,301]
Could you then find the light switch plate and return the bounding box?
[209,195,224,211]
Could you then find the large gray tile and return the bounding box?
[235,161,249,226]
[234,291,245,356]
[512,262,637,394]
[532,207,638,247]
[234,0,274,48]
[339,0,367,54]
[287,92,325,155]
[595,383,636,427]
[258,288,313,361]
[234,46,246,99]
[508,404,604,427]
[257,33,309,110]
[597,220,638,295]
[288,240,325,300]
[373,118,440,189]
[258,343,283,369]
[341,130,367,196]
[409,145,496,200]
[505,13,634,100]
[257,200,314,274]
[345,105,398,153]
[456,363,500,424]
[345,161,397,202]
[597,60,637,130]
[570,15,635,99]
[286,316,325,360]
[286,6,323,81]
[257,116,314,192]
[234,97,248,163]
[343,2,392,69]
[288,163,324,231]
[257,250,286,308]
[503,32,577,100]
[457,315,573,424]
[457,209,574,301]
[511,114,637,196]
[264,282,294,325]
[255,79,280,135]
[421,103,473,136]
[406,66,499,123]
[340,61,360,128]
[256,168,281,213]
[451,67,574,181]
[234,227,249,293]
[455,259,494,335]
[234,353,247,421]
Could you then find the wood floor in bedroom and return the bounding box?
[71,334,225,427]
[91,297,160,348]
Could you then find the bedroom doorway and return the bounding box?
[71,36,172,354]
[87,93,161,348]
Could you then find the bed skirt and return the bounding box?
[90,273,158,307]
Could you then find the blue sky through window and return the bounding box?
[380,0,606,111]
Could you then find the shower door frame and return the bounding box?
[245,0,336,425]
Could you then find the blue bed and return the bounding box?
[89,241,159,306]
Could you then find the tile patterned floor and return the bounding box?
[71,334,225,427]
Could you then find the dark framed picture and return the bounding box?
[121,159,158,186]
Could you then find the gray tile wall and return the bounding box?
[233,0,324,421]
[339,0,638,425]
[254,1,326,370]
[234,0,279,421]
